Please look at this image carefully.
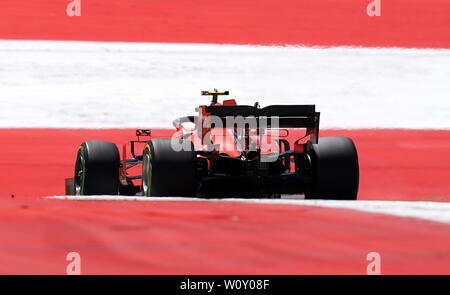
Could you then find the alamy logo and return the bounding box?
[366,0,381,17]
[66,252,81,275]
[366,252,381,275]
[170,115,280,162]
[66,0,81,17]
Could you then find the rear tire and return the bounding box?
[142,138,196,197]
[305,137,359,200]
[74,141,120,195]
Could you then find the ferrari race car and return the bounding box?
[66,90,359,199]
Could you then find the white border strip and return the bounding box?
[1,40,450,129]
[48,196,450,224]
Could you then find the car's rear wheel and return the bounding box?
[74,141,120,195]
[142,138,196,197]
[305,136,359,200]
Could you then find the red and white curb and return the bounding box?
[48,196,450,224]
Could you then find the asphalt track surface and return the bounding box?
[0,0,450,274]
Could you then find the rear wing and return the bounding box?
[204,104,320,143]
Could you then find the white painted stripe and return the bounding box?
[1,40,450,129]
[48,195,450,224]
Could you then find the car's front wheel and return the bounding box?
[74,140,120,195]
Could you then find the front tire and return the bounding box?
[305,137,359,200]
[74,141,120,195]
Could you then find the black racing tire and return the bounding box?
[74,140,120,195]
[305,137,359,200]
[142,138,196,197]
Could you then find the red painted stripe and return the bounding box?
[1,129,449,201]
[1,128,449,274]
[0,0,449,48]
[0,198,449,274]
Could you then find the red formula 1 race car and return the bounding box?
[66,90,359,199]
